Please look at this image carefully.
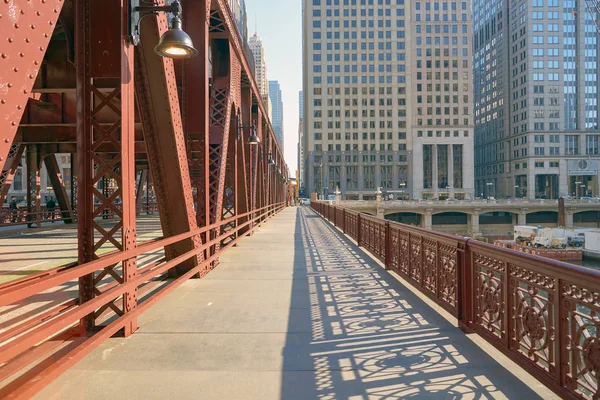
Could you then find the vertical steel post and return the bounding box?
[26,145,42,228]
[357,213,362,246]
[136,170,148,215]
[385,221,391,270]
[76,0,95,334]
[70,153,77,213]
[120,8,138,335]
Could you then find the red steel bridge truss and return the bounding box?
[0,0,288,397]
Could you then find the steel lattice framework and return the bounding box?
[0,0,288,396]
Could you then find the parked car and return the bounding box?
[567,236,585,248]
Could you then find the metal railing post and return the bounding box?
[458,241,473,333]
[357,213,362,246]
[384,221,391,270]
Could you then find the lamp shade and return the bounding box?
[154,16,198,59]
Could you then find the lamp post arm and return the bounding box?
[134,1,181,16]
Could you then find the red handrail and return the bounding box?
[0,202,286,399]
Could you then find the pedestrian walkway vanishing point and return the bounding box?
[35,208,556,399]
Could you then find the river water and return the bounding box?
[572,257,600,270]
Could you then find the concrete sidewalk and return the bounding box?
[35,208,557,399]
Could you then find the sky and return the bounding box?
[244,0,302,176]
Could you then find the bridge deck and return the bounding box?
[35,208,556,399]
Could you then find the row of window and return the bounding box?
[314,143,408,151]
[312,0,402,6]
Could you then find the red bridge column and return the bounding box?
[76,0,138,335]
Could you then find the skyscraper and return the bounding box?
[473,0,600,199]
[298,91,305,189]
[302,0,474,200]
[269,81,284,148]
[248,33,269,109]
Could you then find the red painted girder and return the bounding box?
[0,0,65,165]
[134,7,204,276]
[44,154,74,223]
[0,144,25,205]
[181,0,210,228]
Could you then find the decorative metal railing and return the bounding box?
[312,201,600,400]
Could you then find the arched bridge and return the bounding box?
[335,199,600,234]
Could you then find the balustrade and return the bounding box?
[312,201,600,400]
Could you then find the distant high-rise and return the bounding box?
[473,0,600,199]
[248,33,269,106]
[228,0,248,41]
[303,0,475,200]
[298,91,304,189]
[269,81,284,149]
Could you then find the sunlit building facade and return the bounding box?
[303,0,474,200]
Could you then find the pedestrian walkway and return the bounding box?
[35,208,556,399]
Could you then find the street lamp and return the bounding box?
[130,0,198,59]
[514,185,519,198]
[237,117,260,145]
[268,153,275,166]
[575,181,582,199]
[399,182,406,200]
[486,182,493,200]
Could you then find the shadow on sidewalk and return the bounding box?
[280,208,542,399]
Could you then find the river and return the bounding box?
[572,257,600,270]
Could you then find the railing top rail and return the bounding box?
[468,239,600,281]
[0,202,285,305]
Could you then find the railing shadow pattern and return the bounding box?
[284,207,542,399]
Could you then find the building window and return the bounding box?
[586,135,599,155]
[364,166,375,189]
[423,145,433,189]
[453,144,463,189]
[346,166,357,190]
[564,135,579,155]
[381,166,392,189]
[438,145,448,188]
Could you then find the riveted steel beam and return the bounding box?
[134,4,204,277]
[76,0,138,335]
[0,0,65,165]
[182,0,211,230]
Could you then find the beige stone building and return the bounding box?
[302,0,474,200]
